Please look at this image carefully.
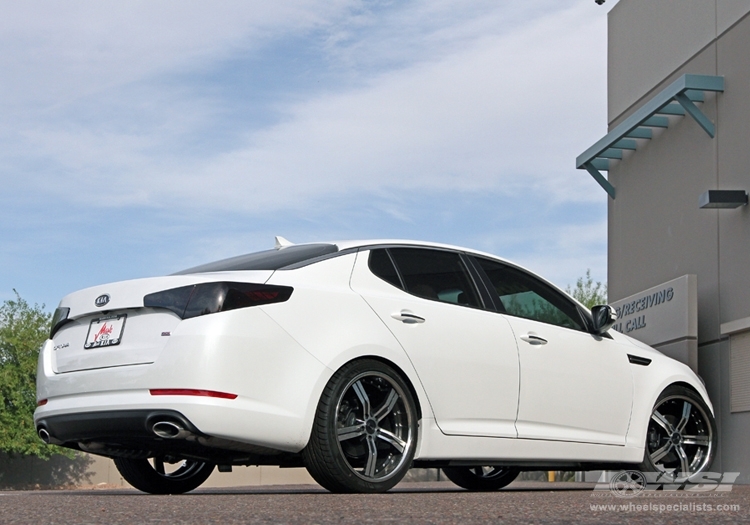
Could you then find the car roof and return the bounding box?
[332,239,508,261]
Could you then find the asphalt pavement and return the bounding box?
[1,481,748,524]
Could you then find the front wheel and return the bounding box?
[442,466,519,491]
[303,359,418,493]
[639,384,716,481]
[114,457,214,494]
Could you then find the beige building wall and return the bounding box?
[606,0,750,480]
[608,0,750,123]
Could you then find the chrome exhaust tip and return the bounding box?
[152,421,189,439]
[38,428,51,444]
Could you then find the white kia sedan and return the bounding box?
[35,239,716,494]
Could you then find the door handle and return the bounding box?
[391,311,426,324]
[520,333,548,345]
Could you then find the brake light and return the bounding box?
[37,399,48,406]
[149,389,237,399]
[144,282,292,320]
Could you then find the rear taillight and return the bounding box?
[149,389,237,399]
[50,307,71,338]
[143,282,293,320]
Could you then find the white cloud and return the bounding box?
[0,0,353,106]
[4,1,607,212]
[0,0,613,307]
[169,2,607,209]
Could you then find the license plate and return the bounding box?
[84,315,127,349]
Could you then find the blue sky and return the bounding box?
[1,0,616,310]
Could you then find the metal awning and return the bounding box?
[576,74,724,199]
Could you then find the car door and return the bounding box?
[350,247,520,438]
[471,256,633,446]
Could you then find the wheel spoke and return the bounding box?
[650,442,673,463]
[376,428,406,454]
[373,388,399,423]
[651,410,674,434]
[337,423,366,442]
[352,381,372,419]
[682,435,711,446]
[675,445,691,475]
[153,458,165,475]
[364,435,378,477]
[675,401,692,434]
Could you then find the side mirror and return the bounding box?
[591,304,617,334]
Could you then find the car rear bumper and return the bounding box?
[35,407,303,465]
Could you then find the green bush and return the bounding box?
[0,291,70,458]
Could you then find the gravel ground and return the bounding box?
[0,481,747,524]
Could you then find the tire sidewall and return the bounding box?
[308,359,419,493]
[114,457,214,494]
[442,466,520,491]
[639,384,717,480]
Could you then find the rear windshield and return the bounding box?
[173,244,339,274]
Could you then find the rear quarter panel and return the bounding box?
[263,251,435,434]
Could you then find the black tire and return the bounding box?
[114,457,214,494]
[639,384,716,481]
[302,359,418,493]
[442,466,519,491]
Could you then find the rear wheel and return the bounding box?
[114,457,214,494]
[442,466,519,491]
[639,385,716,481]
[303,359,418,493]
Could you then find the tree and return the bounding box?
[0,291,68,458]
[566,269,607,309]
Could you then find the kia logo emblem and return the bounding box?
[95,294,110,307]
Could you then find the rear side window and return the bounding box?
[368,249,402,288]
[370,248,481,308]
[473,256,584,331]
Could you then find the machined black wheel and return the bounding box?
[303,359,418,493]
[442,466,519,491]
[639,385,716,480]
[114,457,214,494]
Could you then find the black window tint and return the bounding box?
[388,248,481,308]
[474,257,584,331]
[173,244,338,274]
[368,249,403,289]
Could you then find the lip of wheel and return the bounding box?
[151,458,206,480]
[470,466,512,480]
[334,371,414,483]
[647,394,714,478]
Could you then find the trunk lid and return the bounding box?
[51,271,273,373]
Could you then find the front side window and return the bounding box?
[371,248,481,308]
[473,257,584,331]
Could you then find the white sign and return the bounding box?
[609,275,697,346]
